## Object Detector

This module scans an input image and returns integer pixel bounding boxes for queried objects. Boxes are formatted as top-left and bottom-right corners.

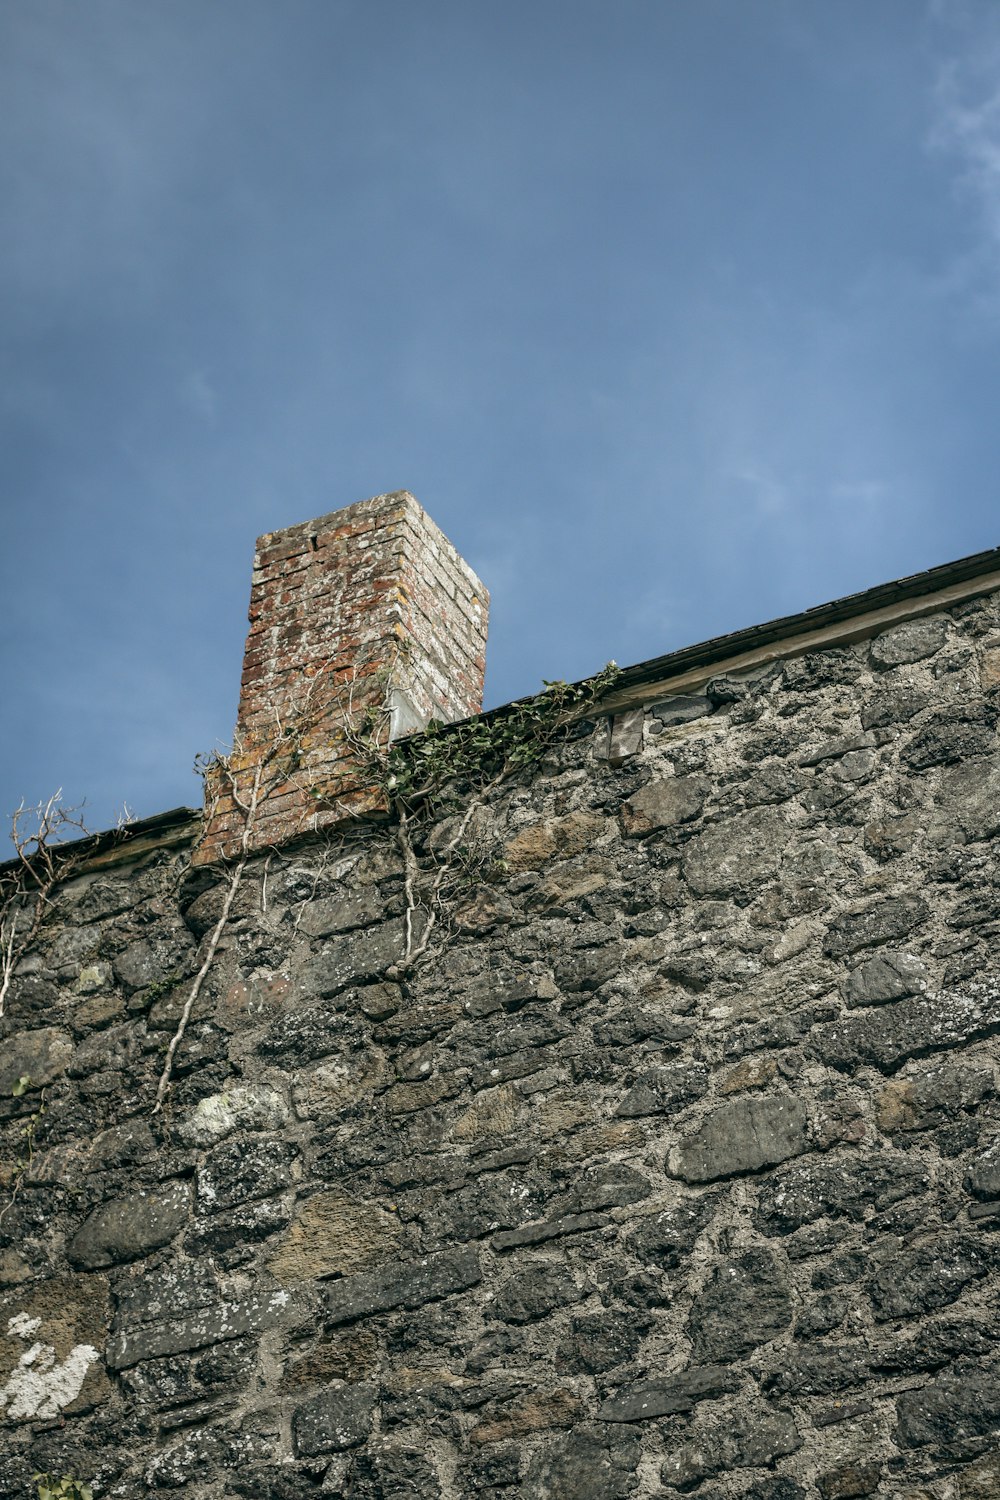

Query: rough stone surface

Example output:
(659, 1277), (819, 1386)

(0, 1026), (72, 1093)
(292, 1380), (375, 1455)
(814, 980), (1000, 1072)
(67, 1182), (191, 1269)
(687, 1248), (792, 1360)
(522, 1428), (640, 1498)
(323, 1248), (482, 1326)
(661, 1407), (802, 1488)
(756, 1153), (928, 1234)
(107, 1287), (311, 1370)
(621, 776), (704, 835)
(843, 949), (928, 1008)
(489, 1264), (581, 1324)
(173, 1084), (289, 1148)
(869, 616), (950, 669)
(668, 1093), (810, 1181)
(823, 896), (928, 958)
(267, 1191), (401, 1282)
(505, 811), (607, 872)
(681, 806), (787, 895)
(895, 1358), (1000, 1450)
(3, 587), (1000, 1497)
(598, 1365), (738, 1421)
(869, 1236), (993, 1321)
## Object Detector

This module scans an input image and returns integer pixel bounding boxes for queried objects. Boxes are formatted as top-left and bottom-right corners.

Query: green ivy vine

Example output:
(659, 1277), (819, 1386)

(383, 662), (620, 816)
(34, 1477), (94, 1500)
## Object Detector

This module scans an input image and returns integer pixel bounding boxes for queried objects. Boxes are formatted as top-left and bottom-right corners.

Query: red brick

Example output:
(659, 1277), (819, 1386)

(197, 491), (489, 863)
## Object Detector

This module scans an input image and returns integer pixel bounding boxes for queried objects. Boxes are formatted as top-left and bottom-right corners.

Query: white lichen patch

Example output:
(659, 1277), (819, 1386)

(0, 1314), (99, 1420)
(176, 1084), (289, 1149)
(6, 1313), (41, 1339)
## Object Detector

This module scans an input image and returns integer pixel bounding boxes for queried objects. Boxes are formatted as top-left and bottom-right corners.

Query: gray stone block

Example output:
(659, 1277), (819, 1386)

(621, 776), (704, 835)
(844, 950), (928, 1008)
(292, 1380), (375, 1456)
(323, 1247), (481, 1327)
(295, 893), (384, 939)
(682, 807), (787, 895)
(687, 1248), (792, 1360)
(107, 1287), (312, 1369)
(756, 1154), (928, 1235)
(598, 1365), (738, 1421)
(298, 920), (409, 998)
(869, 616), (948, 669)
(823, 896), (928, 958)
(69, 1181), (191, 1270)
(0, 1026), (73, 1094)
(648, 694), (713, 726)
(615, 1061), (708, 1118)
(668, 1093), (809, 1182)
(489, 1264), (581, 1324)
(814, 978), (1000, 1073)
(896, 1357), (1000, 1449)
(870, 1236), (993, 1321)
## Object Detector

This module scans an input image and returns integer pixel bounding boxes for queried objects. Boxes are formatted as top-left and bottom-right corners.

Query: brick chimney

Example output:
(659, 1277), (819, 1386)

(195, 491), (488, 864)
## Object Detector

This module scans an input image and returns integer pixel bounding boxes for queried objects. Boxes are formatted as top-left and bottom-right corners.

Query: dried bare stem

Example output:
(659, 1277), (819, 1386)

(260, 852), (274, 915)
(0, 1087), (46, 1226)
(395, 806), (421, 960)
(153, 653), (384, 1109)
(376, 667), (619, 975)
(392, 776), (502, 971)
(0, 792), (88, 1017)
(153, 760), (264, 1113)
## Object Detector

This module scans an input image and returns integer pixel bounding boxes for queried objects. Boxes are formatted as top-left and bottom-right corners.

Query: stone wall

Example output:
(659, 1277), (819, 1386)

(3, 591), (1000, 1498)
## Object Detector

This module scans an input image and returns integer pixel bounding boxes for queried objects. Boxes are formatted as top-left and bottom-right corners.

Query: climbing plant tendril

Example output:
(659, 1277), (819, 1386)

(382, 662), (621, 820)
(355, 662), (621, 972)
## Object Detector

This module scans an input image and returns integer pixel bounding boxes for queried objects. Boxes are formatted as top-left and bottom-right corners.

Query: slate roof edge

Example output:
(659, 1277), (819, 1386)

(0, 805), (201, 880)
(596, 543), (1000, 714)
(6, 542), (999, 869)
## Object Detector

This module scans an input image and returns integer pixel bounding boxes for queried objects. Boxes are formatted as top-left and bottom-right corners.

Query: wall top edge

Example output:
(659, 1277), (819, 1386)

(436, 546), (1000, 734)
(16, 544), (1000, 867)
(0, 806), (201, 882)
(600, 545), (1000, 711)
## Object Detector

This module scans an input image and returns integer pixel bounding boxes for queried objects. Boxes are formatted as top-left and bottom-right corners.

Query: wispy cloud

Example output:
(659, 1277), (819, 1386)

(181, 370), (218, 424)
(930, 17), (1000, 271)
(829, 479), (890, 507)
(727, 463), (788, 520)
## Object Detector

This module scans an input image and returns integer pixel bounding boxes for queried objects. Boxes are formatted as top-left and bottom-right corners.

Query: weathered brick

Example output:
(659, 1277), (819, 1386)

(196, 491), (488, 864)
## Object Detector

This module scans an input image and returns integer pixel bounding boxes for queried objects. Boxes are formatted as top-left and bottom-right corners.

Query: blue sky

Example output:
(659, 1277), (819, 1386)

(2, 0), (1000, 831)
